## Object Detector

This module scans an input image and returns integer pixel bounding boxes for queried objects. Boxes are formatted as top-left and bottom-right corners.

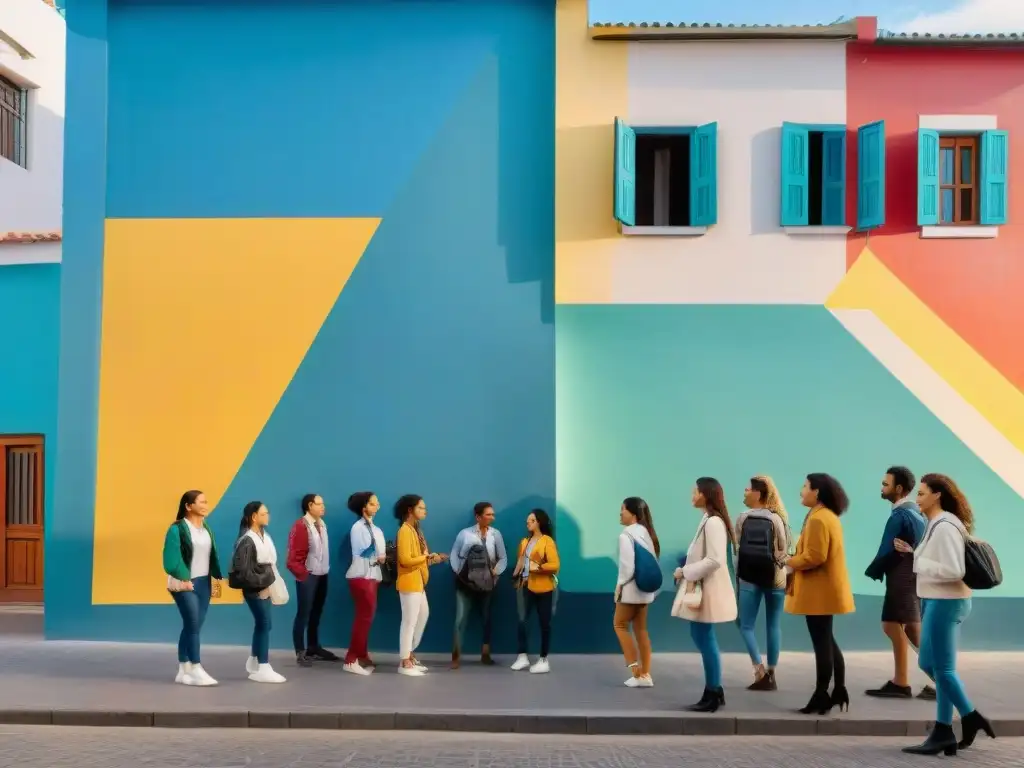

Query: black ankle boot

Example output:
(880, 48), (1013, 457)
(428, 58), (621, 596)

(687, 687), (722, 713)
(798, 689), (833, 715)
(959, 710), (996, 749)
(902, 723), (958, 756)
(830, 685), (850, 712)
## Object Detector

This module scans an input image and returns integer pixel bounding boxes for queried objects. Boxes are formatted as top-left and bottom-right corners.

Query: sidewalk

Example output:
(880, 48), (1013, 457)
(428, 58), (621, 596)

(0, 635), (1022, 736)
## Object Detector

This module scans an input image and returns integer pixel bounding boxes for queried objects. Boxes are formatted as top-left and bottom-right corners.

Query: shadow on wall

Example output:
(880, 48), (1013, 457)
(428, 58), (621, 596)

(750, 127), (780, 236)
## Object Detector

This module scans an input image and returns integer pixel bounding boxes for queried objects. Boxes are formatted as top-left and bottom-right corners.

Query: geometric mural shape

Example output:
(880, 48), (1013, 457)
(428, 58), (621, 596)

(92, 217), (380, 604)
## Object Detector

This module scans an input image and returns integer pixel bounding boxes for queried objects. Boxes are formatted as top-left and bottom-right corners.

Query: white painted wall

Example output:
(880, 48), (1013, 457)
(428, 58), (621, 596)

(616, 40), (847, 304)
(0, 0), (64, 265)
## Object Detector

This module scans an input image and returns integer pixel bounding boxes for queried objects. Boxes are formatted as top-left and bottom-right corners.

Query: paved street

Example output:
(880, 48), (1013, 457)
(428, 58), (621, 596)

(0, 633), (1022, 735)
(0, 727), (1018, 767)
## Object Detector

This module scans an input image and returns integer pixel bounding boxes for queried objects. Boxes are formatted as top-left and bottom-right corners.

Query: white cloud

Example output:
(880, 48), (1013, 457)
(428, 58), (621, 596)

(888, 0), (1024, 33)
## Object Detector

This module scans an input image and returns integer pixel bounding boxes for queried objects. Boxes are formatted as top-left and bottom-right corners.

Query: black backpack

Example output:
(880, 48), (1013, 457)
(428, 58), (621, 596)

(380, 540), (398, 586)
(458, 543), (496, 593)
(736, 516), (777, 589)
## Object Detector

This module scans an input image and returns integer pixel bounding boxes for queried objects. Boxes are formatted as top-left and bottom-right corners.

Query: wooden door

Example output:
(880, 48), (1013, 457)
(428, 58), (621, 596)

(0, 436), (44, 602)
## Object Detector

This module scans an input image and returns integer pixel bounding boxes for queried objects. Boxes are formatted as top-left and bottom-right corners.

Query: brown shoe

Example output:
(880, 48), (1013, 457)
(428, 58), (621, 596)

(748, 669), (777, 691)
(451, 646), (461, 670)
(481, 644), (495, 666)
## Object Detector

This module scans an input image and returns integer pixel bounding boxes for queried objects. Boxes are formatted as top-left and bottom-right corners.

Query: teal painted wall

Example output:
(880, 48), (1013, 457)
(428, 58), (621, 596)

(554, 304), (1023, 651)
(53, 0), (556, 652)
(0, 265), (60, 566)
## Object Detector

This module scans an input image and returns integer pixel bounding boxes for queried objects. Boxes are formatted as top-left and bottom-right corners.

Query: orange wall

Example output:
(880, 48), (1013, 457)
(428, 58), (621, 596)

(846, 44), (1024, 392)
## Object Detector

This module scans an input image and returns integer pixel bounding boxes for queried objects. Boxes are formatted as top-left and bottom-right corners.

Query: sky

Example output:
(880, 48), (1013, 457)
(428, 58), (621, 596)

(588, 0), (1024, 34)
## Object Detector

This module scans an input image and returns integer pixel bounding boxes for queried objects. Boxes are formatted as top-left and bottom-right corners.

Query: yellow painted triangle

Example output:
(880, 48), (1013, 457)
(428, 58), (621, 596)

(92, 217), (380, 604)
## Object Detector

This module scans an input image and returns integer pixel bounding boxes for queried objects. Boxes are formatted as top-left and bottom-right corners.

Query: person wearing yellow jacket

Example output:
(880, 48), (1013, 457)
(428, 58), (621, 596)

(394, 494), (447, 677)
(785, 473), (856, 716)
(511, 508), (560, 674)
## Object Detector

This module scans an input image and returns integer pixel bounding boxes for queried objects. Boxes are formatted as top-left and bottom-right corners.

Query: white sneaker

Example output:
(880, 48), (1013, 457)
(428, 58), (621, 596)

(248, 663), (287, 683)
(175, 662), (192, 684)
(626, 674), (654, 688)
(397, 664), (425, 677)
(529, 658), (550, 674)
(411, 657), (428, 672)
(510, 653), (531, 671)
(343, 661), (372, 676)
(183, 664), (218, 686)
(245, 656), (258, 674)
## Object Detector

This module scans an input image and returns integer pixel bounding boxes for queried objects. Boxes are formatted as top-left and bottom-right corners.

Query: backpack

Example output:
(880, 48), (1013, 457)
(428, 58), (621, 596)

(458, 542), (496, 593)
(936, 520), (1002, 591)
(380, 540), (398, 586)
(626, 533), (663, 593)
(736, 515), (777, 589)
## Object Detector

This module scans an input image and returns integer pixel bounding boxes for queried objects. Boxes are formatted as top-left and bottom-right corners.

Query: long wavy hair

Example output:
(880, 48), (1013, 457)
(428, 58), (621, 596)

(751, 475), (793, 552)
(622, 497), (661, 557)
(920, 473), (975, 534)
(806, 473), (850, 516)
(697, 477), (735, 547)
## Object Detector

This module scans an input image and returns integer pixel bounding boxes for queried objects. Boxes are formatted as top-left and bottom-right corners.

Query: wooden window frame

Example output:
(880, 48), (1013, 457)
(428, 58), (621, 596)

(939, 136), (978, 225)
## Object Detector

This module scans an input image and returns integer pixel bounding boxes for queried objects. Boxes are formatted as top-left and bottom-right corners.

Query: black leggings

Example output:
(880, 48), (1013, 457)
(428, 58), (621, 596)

(806, 615), (846, 692)
(517, 589), (553, 657)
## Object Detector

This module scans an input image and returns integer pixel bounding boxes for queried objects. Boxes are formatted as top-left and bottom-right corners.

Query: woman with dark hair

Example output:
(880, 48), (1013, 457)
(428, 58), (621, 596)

(672, 477), (737, 712)
(230, 501), (287, 684)
(614, 497), (661, 687)
(898, 474), (995, 755)
(286, 494), (337, 668)
(344, 491), (387, 676)
(394, 494), (447, 676)
(511, 508), (560, 674)
(162, 490), (223, 686)
(785, 473), (855, 715)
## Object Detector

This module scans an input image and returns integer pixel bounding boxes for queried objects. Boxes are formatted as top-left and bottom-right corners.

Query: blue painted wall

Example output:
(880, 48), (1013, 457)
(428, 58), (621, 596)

(52, 0), (556, 654)
(0, 265), (60, 566)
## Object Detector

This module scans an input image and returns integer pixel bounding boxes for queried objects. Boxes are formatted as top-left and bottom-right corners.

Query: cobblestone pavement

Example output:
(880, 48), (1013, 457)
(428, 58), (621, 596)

(0, 727), (1017, 767)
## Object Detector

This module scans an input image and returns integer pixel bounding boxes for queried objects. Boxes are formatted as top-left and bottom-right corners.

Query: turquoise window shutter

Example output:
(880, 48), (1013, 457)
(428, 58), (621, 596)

(780, 122), (809, 226)
(856, 120), (886, 231)
(821, 129), (847, 226)
(980, 129), (1009, 225)
(917, 129), (940, 226)
(614, 117), (636, 226)
(690, 122), (718, 226)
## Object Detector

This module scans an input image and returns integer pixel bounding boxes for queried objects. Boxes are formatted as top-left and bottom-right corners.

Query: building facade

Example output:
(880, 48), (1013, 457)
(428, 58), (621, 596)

(0, 0), (64, 603)
(49, 0), (1022, 652)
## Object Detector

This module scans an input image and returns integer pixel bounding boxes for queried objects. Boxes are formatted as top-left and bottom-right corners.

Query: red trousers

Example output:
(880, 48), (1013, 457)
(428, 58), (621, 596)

(346, 578), (379, 663)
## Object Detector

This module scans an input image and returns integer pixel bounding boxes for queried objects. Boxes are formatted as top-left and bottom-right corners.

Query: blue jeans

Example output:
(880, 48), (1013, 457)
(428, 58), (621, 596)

(737, 581), (786, 668)
(689, 621), (722, 689)
(920, 598), (974, 726)
(171, 575), (211, 664)
(244, 592), (273, 664)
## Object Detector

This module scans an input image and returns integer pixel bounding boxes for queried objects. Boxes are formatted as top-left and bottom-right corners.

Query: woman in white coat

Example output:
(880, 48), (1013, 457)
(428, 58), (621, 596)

(673, 477), (737, 712)
(613, 497), (661, 688)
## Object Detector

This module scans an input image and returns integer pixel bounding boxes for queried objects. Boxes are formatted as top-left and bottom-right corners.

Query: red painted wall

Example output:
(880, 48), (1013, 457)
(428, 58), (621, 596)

(846, 43), (1024, 392)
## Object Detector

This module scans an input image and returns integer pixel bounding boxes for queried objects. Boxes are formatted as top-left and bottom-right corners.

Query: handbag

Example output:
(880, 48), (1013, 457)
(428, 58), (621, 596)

(268, 565), (290, 605)
(672, 520), (708, 614)
(937, 521), (1002, 590)
(166, 575), (190, 592)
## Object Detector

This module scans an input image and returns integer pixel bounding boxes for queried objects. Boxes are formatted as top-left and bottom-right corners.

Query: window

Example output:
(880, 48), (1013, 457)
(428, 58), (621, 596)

(0, 75), (27, 169)
(918, 129), (1007, 227)
(781, 121), (886, 232)
(613, 118), (718, 232)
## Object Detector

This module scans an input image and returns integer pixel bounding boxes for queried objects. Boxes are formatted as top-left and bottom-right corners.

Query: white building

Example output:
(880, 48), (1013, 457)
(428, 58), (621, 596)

(0, 0), (64, 265)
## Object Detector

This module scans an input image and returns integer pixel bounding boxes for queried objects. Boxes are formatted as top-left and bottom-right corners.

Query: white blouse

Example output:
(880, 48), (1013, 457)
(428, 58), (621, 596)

(186, 519), (211, 579)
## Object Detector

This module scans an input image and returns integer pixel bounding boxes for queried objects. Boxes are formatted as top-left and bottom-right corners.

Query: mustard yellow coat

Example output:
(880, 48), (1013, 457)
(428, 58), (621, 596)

(396, 522), (429, 593)
(784, 506), (855, 616)
(516, 535), (560, 593)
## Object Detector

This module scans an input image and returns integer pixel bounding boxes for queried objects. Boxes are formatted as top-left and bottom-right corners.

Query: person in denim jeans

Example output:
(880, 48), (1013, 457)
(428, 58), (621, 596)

(900, 474), (995, 756)
(734, 475), (791, 691)
(162, 490), (223, 687)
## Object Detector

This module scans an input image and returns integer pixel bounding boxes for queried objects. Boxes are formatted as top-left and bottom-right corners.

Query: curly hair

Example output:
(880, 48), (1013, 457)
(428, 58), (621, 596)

(920, 473), (974, 534)
(806, 473), (850, 516)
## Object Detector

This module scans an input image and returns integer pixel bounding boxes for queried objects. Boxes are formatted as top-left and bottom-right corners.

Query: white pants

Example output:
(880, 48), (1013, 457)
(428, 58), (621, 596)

(399, 591), (429, 659)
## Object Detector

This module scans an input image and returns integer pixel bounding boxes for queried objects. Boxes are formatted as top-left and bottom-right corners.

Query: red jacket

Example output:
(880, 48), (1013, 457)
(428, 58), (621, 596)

(286, 518), (311, 581)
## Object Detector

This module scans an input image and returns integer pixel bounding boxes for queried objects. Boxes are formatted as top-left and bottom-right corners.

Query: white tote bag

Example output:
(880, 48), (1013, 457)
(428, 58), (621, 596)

(268, 564), (290, 606)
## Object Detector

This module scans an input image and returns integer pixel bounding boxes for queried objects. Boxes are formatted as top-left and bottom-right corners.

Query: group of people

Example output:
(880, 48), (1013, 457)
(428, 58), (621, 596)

(162, 467), (998, 757)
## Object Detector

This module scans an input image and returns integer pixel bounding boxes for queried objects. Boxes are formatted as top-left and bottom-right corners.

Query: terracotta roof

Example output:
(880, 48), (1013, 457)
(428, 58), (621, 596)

(0, 231), (62, 245)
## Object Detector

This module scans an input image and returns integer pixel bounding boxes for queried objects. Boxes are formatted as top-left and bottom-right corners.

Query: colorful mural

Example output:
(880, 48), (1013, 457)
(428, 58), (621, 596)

(47, 0), (1023, 653)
